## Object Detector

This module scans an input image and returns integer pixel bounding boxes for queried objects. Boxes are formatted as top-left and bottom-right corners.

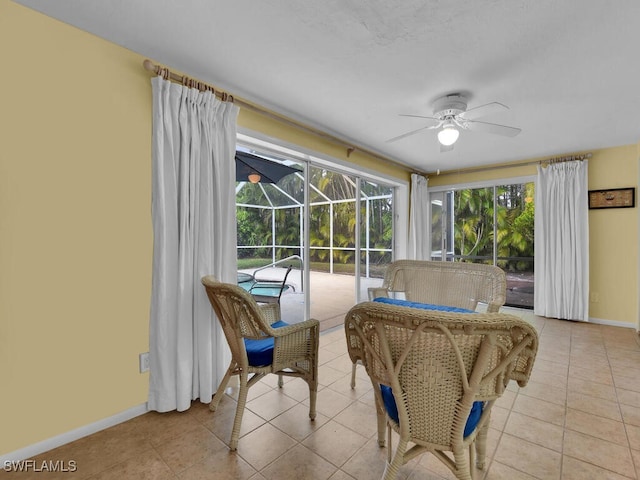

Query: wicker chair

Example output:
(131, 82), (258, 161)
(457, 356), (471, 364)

(201, 276), (319, 450)
(352, 260), (507, 388)
(345, 301), (538, 480)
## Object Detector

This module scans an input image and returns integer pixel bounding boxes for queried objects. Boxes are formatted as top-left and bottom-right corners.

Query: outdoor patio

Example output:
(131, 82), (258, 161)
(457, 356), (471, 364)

(505, 271), (534, 308)
(240, 267), (381, 332)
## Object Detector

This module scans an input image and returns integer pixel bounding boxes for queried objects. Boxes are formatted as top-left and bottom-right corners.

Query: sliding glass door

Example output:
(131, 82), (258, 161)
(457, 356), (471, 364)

(430, 180), (535, 308)
(236, 142), (399, 331)
(306, 168), (395, 330)
(307, 166), (358, 330)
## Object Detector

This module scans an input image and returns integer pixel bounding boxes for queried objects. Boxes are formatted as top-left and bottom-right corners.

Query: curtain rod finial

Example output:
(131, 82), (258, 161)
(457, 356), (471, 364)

(143, 59), (157, 74)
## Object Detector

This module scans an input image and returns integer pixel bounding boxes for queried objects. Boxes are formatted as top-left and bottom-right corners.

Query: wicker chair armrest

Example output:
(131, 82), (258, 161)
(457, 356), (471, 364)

(368, 287), (389, 300)
(268, 318), (320, 337)
(271, 319), (320, 366)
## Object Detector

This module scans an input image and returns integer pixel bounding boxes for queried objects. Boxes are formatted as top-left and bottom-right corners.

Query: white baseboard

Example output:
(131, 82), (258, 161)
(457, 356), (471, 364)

(1, 403), (149, 463)
(589, 316), (638, 330)
(502, 306), (638, 331)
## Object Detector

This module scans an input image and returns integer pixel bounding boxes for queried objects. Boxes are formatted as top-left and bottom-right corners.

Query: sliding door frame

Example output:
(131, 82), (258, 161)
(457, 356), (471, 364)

(237, 131), (409, 320)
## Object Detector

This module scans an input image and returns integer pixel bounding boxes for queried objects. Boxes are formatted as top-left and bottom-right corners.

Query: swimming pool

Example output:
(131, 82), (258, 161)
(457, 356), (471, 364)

(238, 279), (291, 297)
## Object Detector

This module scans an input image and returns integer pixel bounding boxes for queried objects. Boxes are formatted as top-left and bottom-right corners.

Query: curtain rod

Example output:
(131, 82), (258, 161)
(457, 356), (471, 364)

(142, 60), (416, 173)
(431, 152), (592, 177)
(544, 153), (592, 164)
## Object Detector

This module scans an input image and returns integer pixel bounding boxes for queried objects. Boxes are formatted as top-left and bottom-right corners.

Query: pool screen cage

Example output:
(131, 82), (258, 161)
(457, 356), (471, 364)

(235, 153), (394, 279)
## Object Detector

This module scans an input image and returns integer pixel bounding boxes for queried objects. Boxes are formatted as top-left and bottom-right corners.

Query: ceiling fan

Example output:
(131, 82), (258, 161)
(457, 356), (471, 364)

(387, 93), (521, 152)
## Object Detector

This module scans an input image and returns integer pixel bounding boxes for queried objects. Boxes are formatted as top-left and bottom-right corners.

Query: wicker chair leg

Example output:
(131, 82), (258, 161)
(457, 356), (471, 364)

(383, 437), (408, 480)
(469, 442), (477, 479)
(350, 362), (357, 389)
(475, 419), (489, 469)
(377, 412), (387, 447)
(210, 364), (234, 412)
(452, 448), (474, 480)
(278, 374), (283, 388)
(229, 372), (249, 451)
(308, 381), (317, 420)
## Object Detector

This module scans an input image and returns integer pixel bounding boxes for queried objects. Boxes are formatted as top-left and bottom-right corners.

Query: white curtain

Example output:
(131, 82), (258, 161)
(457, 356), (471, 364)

(534, 160), (589, 321)
(148, 76), (239, 412)
(408, 173), (430, 260)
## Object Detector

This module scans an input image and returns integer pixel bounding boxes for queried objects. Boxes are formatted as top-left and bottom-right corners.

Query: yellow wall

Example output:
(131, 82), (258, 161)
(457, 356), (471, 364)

(1, 1), (153, 455)
(238, 109), (409, 180)
(0, 0), (407, 455)
(588, 145), (639, 324)
(429, 146), (639, 326)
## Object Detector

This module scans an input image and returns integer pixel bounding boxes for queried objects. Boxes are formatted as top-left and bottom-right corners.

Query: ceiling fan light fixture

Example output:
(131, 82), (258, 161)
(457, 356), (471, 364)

(437, 126), (459, 146)
(248, 172), (261, 183)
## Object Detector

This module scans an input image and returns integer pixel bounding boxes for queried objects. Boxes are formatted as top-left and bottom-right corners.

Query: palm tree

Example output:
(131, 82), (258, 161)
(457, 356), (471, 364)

(453, 187), (494, 261)
(496, 183), (535, 270)
(452, 183), (534, 271)
(236, 164), (394, 273)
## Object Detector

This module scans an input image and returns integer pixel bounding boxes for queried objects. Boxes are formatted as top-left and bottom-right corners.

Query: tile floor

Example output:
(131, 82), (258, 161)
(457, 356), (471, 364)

(7, 308), (640, 480)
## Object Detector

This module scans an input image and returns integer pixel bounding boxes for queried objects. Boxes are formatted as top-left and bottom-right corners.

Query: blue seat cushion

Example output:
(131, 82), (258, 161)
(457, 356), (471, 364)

(381, 384), (400, 424)
(380, 385), (483, 438)
(244, 320), (288, 367)
(373, 297), (475, 314)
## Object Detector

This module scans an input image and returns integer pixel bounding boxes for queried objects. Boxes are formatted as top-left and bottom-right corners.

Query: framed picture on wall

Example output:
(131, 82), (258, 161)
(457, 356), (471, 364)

(588, 187), (636, 209)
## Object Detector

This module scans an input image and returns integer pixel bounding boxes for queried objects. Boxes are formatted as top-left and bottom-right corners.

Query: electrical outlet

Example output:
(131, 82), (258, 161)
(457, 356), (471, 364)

(590, 292), (599, 303)
(139, 352), (150, 373)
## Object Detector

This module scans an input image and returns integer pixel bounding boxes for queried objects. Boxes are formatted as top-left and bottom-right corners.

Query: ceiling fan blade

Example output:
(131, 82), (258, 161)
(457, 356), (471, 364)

(464, 119), (521, 137)
(398, 114), (441, 127)
(458, 102), (509, 121)
(440, 143), (454, 153)
(385, 124), (437, 143)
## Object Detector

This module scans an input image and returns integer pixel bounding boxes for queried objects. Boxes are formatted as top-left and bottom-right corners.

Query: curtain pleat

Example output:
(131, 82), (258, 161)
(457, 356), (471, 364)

(534, 161), (589, 321)
(408, 173), (429, 260)
(148, 77), (239, 412)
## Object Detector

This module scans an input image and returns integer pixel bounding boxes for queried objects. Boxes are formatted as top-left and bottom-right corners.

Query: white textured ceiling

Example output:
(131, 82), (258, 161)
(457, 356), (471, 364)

(15, 0), (640, 173)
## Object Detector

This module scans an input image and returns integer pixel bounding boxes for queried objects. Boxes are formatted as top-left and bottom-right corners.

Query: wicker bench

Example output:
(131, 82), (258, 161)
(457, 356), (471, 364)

(368, 260), (506, 311)
(351, 260), (507, 388)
